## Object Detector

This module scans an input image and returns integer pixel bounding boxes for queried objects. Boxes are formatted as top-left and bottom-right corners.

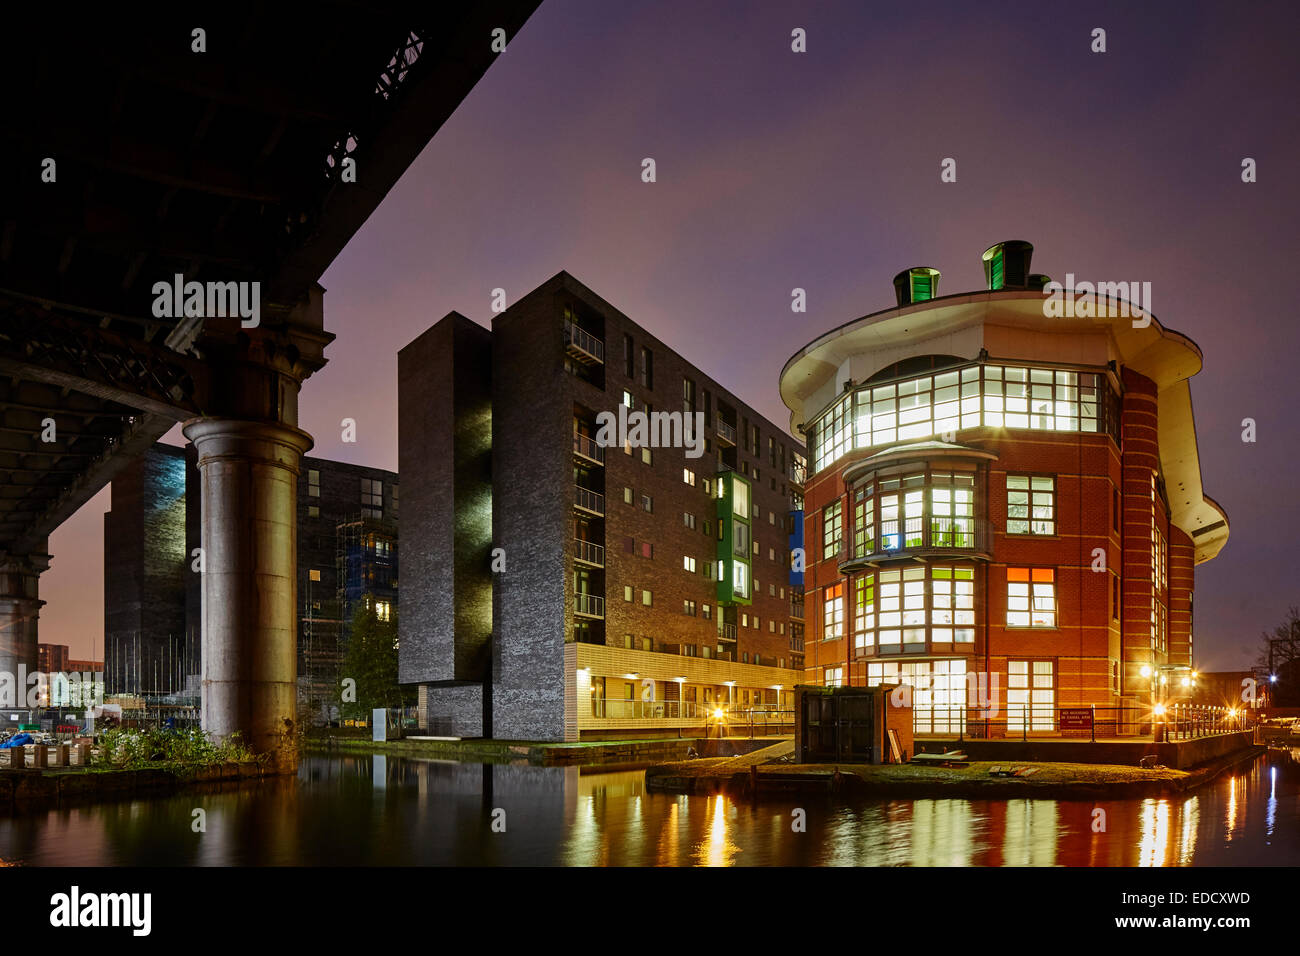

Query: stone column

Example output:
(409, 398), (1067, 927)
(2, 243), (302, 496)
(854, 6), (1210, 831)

(182, 419), (313, 774)
(0, 552), (49, 706)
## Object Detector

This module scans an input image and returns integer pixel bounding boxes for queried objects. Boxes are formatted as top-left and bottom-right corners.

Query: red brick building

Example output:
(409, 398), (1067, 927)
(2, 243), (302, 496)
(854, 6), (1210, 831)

(778, 242), (1228, 735)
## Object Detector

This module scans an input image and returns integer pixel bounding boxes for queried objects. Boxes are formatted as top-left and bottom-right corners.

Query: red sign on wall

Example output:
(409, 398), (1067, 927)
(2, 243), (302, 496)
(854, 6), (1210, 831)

(1059, 707), (1093, 730)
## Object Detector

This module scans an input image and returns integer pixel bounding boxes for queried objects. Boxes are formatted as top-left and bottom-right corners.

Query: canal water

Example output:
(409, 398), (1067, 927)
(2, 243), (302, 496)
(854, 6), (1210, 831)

(2, 751), (1297, 866)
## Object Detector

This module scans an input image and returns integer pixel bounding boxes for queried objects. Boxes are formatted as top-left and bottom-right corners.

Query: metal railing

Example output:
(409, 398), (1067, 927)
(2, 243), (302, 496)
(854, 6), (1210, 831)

(586, 699), (794, 734)
(790, 597), (805, 619)
(573, 433), (605, 463)
(720, 623), (738, 641)
(716, 420), (736, 444)
(789, 461), (807, 485)
(573, 538), (605, 567)
(590, 699), (715, 719)
(574, 485), (605, 515)
(574, 593), (605, 618)
(906, 703), (1256, 741)
(842, 516), (990, 564)
(563, 322), (605, 362)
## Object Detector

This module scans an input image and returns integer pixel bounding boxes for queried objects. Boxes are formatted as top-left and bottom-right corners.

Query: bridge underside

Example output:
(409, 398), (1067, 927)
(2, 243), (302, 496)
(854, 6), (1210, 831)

(0, 2), (540, 769)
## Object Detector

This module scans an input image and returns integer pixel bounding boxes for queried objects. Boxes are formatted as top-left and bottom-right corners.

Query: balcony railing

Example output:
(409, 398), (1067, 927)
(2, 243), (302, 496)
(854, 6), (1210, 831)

(720, 623), (738, 642)
(838, 516), (991, 570)
(590, 699), (716, 720)
(788, 460), (807, 485)
(574, 485), (605, 516)
(563, 322), (605, 365)
(716, 420), (736, 445)
(790, 635), (805, 652)
(573, 433), (605, 464)
(574, 593), (605, 619)
(573, 538), (605, 568)
(587, 700), (795, 726)
(790, 597), (805, 620)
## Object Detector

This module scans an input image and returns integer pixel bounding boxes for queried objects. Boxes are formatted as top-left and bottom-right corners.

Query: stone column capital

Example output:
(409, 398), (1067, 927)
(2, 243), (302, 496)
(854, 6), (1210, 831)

(182, 418), (314, 470)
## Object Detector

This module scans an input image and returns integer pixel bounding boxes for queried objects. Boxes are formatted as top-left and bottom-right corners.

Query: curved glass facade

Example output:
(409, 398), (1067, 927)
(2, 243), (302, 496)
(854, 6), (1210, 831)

(849, 468), (978, 560)
(808, 362), (1120, 473)
(850, 564), (976, 655)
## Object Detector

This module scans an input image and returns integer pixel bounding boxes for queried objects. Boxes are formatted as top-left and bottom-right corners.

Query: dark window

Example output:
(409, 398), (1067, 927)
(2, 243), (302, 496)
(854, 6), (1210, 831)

(640, 346), (653, 390)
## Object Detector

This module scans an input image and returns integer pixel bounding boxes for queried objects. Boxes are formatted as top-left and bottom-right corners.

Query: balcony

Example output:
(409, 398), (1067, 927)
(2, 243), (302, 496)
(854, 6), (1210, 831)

(720, 623), (738, 642)
(573, 538), (605, 568)
(838, 516), (991, 572)
(790, 634), (805, 652)
(715, 420), (736, 445)
(563, 322), (605, 365)
(574, 593), (605, 619)
(573, 433), (605, 465)
(574, 485), (605, 516)
(788, 460), (807, 486)
(790, 596), (805, 620)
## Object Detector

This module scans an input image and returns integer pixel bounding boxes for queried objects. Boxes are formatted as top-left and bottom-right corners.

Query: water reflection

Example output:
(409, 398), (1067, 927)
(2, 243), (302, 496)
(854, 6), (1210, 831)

(0, 752), (1296, 866)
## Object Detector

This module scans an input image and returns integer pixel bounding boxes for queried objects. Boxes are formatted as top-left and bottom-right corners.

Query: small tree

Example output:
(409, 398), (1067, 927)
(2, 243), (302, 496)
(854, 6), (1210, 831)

(1256, 607), (1300, 707)
(340, 597), (412, 728)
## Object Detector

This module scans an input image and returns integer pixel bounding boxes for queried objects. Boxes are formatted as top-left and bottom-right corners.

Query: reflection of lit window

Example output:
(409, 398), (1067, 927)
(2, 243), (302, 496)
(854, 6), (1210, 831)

(375, 600), (391, 622)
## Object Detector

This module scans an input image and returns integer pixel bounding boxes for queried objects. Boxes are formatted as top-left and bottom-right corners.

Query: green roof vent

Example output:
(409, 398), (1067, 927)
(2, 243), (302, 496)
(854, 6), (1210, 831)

(893, 267), (941, 306)
(981, 240), (1034, 290)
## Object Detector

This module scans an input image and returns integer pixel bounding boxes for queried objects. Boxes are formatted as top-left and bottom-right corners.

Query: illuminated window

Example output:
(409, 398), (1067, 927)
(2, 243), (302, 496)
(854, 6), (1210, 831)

(732, 561), (749, 599)
(811, 363), (1110, 472)
(1007, 475), (1055, 535)
(822, 500), (842, 560)
(1007, 660), (1055, 731)
(683, 468), (696, 487)
(308, 469), (320, 498)
(1007, 568), (1056, 627)
(309, 569), (321, 582)
(374, 600), (392, 623)
(866, 659), (968, 733)
(824, 666), (843, 688)
(823, 583), (844, 640)
(683, 555), (696, 573)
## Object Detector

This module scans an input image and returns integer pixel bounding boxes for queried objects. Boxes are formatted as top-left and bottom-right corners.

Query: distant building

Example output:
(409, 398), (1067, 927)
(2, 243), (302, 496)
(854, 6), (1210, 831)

(32, 644), (101, 707)
(103, 443), (195, 696)
(399, 271), (806, 741)
(103, 443), (398, 720)
(37, 642), (70, 676)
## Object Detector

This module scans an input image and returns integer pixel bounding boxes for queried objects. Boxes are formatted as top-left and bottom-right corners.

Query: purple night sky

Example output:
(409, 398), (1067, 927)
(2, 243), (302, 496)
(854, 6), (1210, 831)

(44, 0), (1300, 671)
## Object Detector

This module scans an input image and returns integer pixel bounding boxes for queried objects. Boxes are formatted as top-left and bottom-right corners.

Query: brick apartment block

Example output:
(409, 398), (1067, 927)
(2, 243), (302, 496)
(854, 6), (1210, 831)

(400, 271), (807, 741)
